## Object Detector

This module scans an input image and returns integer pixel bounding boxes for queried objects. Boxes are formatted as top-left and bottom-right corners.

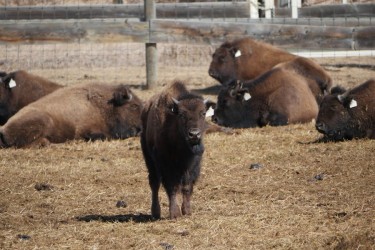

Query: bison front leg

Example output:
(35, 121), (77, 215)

(181, 184), (193, 216)
(148, 173), (161, 219)
(167, 187), (181, 219)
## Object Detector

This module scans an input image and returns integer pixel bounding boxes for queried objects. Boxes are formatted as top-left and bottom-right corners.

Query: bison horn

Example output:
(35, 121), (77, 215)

(337, 94), (346, 103)
(172, 97), (180, 105)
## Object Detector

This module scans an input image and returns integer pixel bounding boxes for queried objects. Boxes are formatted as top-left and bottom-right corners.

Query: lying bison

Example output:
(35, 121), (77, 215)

(0, 83), (143, 148)
(208, 37), (297, 84)
(274, 57), (332, 104)
(208, 37), (332, 101)
(211, 66), (319, 128)
(0, 70), (62, 125)
(316, 79), (375, 141)
(140, 81), (213, 219)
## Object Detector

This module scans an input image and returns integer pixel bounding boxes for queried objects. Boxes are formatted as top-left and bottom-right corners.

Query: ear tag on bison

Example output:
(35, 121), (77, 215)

(243, 93), (251, 101)
(349, 99), (357, 108)
(234, 50), (242, 58)
(206, 106), (214, 118)
(9, 78), (17, 88)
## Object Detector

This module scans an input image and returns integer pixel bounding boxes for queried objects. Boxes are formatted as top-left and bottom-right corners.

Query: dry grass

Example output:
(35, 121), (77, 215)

(0, 124), (374, 249)
(0, 55), (374, 249)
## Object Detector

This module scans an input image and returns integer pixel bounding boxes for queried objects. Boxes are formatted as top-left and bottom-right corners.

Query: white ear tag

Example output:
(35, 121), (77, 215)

(9, 79), (17, 88)
(234, 50), (242, 57)
(243, 93), (251, 101)
(206, 106), (215, 118)
(349, 99), (357, 108)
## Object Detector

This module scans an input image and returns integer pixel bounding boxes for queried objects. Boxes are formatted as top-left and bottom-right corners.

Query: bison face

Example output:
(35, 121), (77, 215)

(212, 83), (255, 128)
(316, 94), (356, 140)
(170, 97), (212, 155)
(108, 86), (143, 139)
(208, 47), (239, 85)
(0, 73), (15, 125)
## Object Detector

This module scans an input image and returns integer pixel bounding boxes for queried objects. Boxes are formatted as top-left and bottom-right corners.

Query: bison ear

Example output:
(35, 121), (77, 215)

(337, 94), (357, 109)
(204, 99), (216, 118)
(108, 87), (133, 107)
(229, 47), (242, 58)
(0, 74), (16, 89)
(238, 89), (251, 101)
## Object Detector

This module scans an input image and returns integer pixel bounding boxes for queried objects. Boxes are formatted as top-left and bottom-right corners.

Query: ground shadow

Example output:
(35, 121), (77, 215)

(76, 213), (156, 223)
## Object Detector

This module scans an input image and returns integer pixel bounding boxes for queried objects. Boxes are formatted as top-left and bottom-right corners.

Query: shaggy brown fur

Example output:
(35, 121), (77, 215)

(316, 78), (375, 141)
(141, 81), (213, 219)
(212, 67), (319, 128)
(274, 57), (332, 104)
(208, 37), (297, 84)
(0, 70), (63, 125)
(208, 38), (332, 104)
(0, 83), (143, 148)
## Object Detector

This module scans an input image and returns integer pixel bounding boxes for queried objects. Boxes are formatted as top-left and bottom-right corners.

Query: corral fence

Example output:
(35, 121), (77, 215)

(0, 0), (374, 88)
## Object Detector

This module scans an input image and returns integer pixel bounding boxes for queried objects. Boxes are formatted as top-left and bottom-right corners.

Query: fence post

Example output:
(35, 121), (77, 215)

(248, 0), (259, 19)
(291, 0), (300, 18)
(264, 0), (274, 18)
(144, 0), (157, 89)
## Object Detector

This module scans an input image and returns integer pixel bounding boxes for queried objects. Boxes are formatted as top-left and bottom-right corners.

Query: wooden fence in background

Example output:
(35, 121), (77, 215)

(0, 1), (374, 88)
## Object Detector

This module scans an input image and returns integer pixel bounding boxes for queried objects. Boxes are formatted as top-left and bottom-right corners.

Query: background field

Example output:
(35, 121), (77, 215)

(0, 50), (374, 249)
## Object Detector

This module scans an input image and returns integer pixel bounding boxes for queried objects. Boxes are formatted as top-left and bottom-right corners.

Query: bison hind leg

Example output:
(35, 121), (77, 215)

(263, 111), (288, 126)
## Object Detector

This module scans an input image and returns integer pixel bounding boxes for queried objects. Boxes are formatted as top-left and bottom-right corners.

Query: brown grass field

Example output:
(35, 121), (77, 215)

(0, 43), (374, 250)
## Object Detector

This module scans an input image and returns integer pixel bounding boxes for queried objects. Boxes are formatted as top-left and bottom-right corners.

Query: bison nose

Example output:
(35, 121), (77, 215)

(188, 128), (201, 140)
(315, 122), (326, 133)
(211, 115), (219, 124)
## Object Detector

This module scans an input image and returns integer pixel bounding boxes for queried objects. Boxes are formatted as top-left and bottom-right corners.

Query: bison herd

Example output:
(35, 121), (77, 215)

(1, 37), (374, 219)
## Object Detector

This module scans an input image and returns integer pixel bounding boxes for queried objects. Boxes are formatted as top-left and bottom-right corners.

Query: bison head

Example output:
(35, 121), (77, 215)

(169, 95), (214, 155)
(208, 43), (252, 85)
(0, 72), (16, 125)
(107, 85), (143, 139)
(316, 92), (360, 140)
(212, 81), (256, 128)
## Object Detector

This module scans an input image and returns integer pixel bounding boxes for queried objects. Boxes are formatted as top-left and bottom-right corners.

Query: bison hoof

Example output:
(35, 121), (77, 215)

(151, 204), (161, 219)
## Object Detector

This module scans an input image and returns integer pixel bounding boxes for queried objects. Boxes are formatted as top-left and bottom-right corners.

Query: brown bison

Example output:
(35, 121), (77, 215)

(0, 70), (63, 125)
(140, 81), (214, 219)
(208, 37), (332, 102)
(0, 83), (143, 148)
(208, 37), (297, 84)
(316, 79), (375, 141)
(211, 66), (319, 128)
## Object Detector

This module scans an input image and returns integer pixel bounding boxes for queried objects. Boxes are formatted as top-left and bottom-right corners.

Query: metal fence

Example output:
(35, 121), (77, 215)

(0, 0), (374, 87)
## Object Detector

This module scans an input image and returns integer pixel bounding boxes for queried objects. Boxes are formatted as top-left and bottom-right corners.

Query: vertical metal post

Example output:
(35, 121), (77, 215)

(264, 0), (274, 19)
(144, 0), (157, 89)
(291, 0), (300, 19)
(248, 0), (259, 19)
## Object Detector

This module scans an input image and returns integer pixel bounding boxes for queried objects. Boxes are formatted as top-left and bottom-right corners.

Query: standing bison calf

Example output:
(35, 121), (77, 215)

(0, 70), (62, 125)
(316, 79), (375, 141)
(140, 81), (213, 219)
(0, 83), (142, 148)
(212, 66), (319, 128)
